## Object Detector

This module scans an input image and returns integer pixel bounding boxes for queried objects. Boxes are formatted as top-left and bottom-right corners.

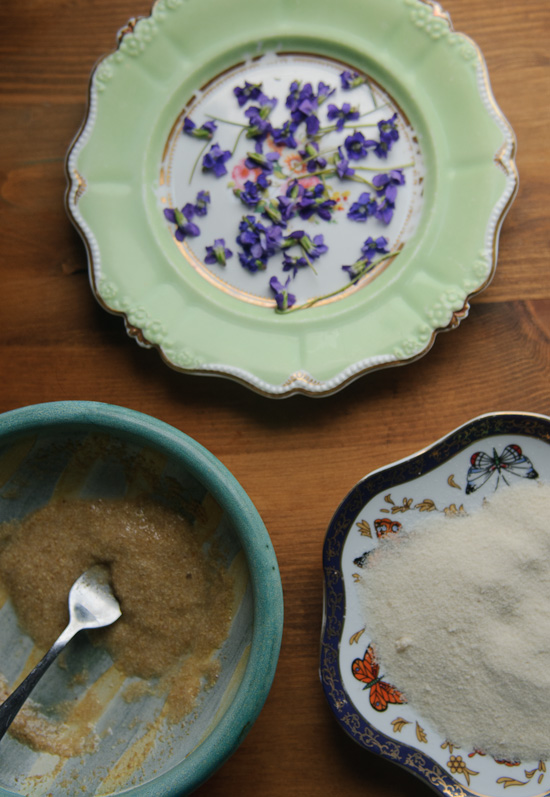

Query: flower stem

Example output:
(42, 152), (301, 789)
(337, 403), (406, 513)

(354, 162), (415, 172)
(365, 80), (379, 110)
(299, 168), (336, 180)
(277, 252), (396, 313)
(303, 252), (318, 276)
(206, 114), (247, 128)
(350, 174), (376, 189)
(232, 126), (245, 155)
(300, 161), (414, 184)
(348, 122), (380, 129)
(316, 121), (381, 140)
(189, 139), (210, 184)
(303, 147), (338, 162)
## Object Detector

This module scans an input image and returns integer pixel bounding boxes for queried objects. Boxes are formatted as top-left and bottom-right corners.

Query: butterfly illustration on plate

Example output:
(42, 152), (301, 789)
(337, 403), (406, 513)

(374, 518), (402, 538)
(351, 644), (406, 712)
(465, 444), (538, 494)
(353, 519), (403, 569)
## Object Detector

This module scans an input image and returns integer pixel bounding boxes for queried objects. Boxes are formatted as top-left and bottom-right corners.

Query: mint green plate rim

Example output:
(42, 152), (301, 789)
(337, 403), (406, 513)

(0, 401), (284, 797)
(65, 0), (518, 398)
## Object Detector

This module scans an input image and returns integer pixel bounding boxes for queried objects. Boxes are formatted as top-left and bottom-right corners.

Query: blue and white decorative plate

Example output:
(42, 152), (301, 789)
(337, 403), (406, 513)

(321, 412), (550, 797)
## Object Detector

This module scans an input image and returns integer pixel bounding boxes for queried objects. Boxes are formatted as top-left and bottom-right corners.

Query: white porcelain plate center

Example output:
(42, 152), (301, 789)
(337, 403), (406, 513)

(158, 52), (425, 308)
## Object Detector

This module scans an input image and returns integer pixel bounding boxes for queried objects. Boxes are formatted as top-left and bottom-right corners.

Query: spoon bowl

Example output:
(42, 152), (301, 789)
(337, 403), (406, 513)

(68, 565), (122, 630)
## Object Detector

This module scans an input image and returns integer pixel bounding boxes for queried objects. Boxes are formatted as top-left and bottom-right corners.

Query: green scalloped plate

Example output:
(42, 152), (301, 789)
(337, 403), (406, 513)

(65, 0), (517, 397)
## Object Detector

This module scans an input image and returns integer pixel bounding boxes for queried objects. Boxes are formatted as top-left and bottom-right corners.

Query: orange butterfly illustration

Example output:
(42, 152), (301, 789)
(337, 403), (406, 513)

(351, 645), (406, 712)
(374, 518), (402, 538)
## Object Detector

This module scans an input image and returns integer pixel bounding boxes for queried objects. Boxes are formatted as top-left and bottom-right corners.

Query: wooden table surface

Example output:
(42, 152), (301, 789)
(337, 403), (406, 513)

(1, 0), (549, 795)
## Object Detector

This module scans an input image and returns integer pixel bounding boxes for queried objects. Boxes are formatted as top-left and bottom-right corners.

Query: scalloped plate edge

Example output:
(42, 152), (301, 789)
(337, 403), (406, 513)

(64, 0), (518, 398)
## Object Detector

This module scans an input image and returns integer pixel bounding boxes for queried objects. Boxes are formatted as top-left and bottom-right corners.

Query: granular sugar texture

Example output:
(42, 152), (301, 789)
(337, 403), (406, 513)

(358, 481), (550, 762)
(0, 496), (235, 755)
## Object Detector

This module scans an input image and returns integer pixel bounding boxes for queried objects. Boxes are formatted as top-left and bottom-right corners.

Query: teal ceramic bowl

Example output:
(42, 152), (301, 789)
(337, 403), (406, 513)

(0, 401), (283, 797)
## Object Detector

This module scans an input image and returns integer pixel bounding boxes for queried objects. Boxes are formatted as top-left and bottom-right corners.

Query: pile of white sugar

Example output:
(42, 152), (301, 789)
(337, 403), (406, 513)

(358, 481), (550, 761)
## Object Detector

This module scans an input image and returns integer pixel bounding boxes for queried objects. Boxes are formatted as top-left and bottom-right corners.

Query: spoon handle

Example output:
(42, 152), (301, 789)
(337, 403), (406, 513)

(0, 622), (78, 743)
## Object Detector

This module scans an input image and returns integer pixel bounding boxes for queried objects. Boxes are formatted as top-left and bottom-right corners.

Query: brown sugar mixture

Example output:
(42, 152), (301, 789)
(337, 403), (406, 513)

(0, 497), (235, 753)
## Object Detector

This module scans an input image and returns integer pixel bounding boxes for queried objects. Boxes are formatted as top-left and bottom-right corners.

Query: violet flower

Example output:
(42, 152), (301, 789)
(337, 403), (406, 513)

(327, 102), (360, 131)
(183, 117), (218, 140)
(256, 173), (271, 190)
(344, 131), (375, 161)
(194, 190), (211, 216)
(260, 198), (285, 226)
(317, 82), (335, 104)
(205, 238), (233, 266)
(280, 181), (303, 221)
(342, 260), (371, 280)
(271, 120), (298, 149)
(373, 114), (399, 158)
(334, 147), (355, 179)
(256, 92), (278, 117)
(282, 230), (328, 260)
(245, 93), (277, 151)
(236, 216), (261, 249)
(202, 143), (232, 177)
(163, 205), (200, 242)
(372, 169), (405, 202)
(375, 197), (395, 224)
(295, 182), (323, 213)
(287, 82), (334, 136)
(291, 98), (320, 136)
(181, 202), (196, 219)
(233, 81), (263, 107)
(342, 237), (389, 280)
(300, 142), (327, 173)
(261, 194), (296, 227)
(238, 252), (268, 273)
(237, 216), (282, 270)
(292, 81), (314, 107)
(282, 253), (310, 277)
(347, 192), (378, 222)
(245, 106), (272, 152)
(340, 70), (367, 90)
(289, 83), (320, 136)
(286, 80), (302, 110)
(245, 151), (279, 173)
(234, 180), (263, 208)
(312, 197), (336, 222)
(261, 223), (283, 255)
(270, 275), (296, 311)
(275, 194), (297, 224)
(286, 180), (304, 201)
(297, 183), (336, 222)
(361, 236), (389, 260)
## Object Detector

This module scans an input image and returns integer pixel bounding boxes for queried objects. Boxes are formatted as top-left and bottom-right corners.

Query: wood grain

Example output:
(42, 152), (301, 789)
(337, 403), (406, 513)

(1, 0), (549, 794)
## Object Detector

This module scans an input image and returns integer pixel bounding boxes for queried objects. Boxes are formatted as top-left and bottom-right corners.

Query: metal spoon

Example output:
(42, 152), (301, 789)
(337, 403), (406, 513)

(0, 565), (121, 743)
